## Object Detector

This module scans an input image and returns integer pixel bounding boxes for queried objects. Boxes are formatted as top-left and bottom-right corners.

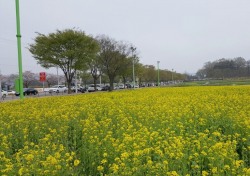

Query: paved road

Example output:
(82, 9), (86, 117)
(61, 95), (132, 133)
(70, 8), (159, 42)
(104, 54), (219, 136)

(0, 88), (140, 102)
(0, 91), (87, 102)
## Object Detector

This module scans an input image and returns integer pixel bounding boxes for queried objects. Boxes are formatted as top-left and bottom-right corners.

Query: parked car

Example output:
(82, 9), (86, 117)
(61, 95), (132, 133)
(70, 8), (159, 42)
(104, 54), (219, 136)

(45, 85), (68, 93)
(101, 85), (110, 91)
(125, 84), (132, 88)
(119, 84), (126, 89)
(15, 88), (38, 96)
(71, 86), (86, 93)
(132, 85), (139, 88)
(114, 85), (120, 90)
(7, 90), (16, 95)
(88, 84), (102, 92)
(1, 90), (8, 98)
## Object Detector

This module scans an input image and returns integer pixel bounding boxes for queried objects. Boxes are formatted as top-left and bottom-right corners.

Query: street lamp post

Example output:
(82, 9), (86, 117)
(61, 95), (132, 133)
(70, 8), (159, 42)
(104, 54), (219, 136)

(57, 66), (59, 86)
(157, 61), (160, 86)
(132, 59), (135, 88)
(130, 47), (136, 89)
(75, 71), (78, 93)
(15, 0), (24, 100)
(172, 69), (174, 83)
(0, 70), (2, 100)
(99, 70), (102, 85)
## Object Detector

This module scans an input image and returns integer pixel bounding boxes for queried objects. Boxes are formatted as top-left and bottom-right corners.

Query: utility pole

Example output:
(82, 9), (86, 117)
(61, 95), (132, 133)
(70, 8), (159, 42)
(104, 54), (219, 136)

(130, 47), (136, 89)
(99, 70), (102, 85)
(57, 66), (59, 86)
(15, 0), (24, 99)
(0, 70), (2, 100)
(75, 71), (78, 93)
(157, 61), (160, 86)
(172, 69), (174, 83)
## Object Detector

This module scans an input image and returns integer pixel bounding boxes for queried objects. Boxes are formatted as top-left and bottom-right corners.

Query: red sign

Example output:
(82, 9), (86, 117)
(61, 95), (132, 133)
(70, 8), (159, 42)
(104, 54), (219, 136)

(40, 72), (46, 82)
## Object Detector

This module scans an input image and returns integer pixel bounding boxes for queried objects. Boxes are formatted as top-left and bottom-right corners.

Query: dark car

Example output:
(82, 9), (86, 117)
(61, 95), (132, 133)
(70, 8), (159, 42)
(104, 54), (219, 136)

(125, 84), (132, 88)
(71, 86), (86, 93)
(15, 88), (38, 96)
(101, 85), (110, 91)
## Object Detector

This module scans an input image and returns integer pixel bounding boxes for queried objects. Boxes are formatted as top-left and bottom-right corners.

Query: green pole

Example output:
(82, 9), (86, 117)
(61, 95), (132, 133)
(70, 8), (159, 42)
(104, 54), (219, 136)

(130, 47), (136, 89)
(157, 61), (160, 86)
(15, 0), (24, 99)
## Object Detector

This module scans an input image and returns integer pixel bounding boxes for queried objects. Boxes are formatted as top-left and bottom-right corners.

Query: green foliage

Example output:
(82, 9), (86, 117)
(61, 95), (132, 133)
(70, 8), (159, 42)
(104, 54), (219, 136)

(30, 29), (99, 70)
(197, 57), (250, 79)
(97, 35), (134, 90)
(178, 79), (250, 87)
(29, 29), (99, 91)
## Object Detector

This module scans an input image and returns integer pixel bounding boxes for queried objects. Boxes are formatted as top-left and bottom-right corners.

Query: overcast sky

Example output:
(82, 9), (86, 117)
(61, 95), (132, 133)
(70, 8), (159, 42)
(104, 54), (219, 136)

(1, 0), (250, 75)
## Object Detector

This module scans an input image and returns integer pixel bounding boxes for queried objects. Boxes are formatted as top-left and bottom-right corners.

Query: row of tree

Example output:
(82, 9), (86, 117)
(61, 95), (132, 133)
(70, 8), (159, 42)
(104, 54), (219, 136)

(1, 65), (185, 90)
(29, 29), (140, 92)
(196, 57), (250, 79)
(28, 29), (185, 92)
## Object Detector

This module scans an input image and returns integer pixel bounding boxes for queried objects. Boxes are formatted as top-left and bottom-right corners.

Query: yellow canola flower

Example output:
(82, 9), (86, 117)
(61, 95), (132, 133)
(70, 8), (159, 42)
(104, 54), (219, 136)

(56, 165), (62, 170)
(74, 159), (80, 167)
(244, 168), (250, 175)
(103, 152), (108, 157)
(25, 154), (34, 161)
(111, 164), (119, 173)
(97, 165), (104, 172)
(202, 171), (209, 176)
(0, 86), (249, 175)
(224, 165), (230, 170)
(211, 167), (217, 174)
(18, 167), (24, 176)
(101, 159), (107, 164)
(121, 152), (129, 160)
(46, 155), (58, 165)
(235, 160), (243, 168)
(167, 171), (179, 176)
(55, 152), (61, 159)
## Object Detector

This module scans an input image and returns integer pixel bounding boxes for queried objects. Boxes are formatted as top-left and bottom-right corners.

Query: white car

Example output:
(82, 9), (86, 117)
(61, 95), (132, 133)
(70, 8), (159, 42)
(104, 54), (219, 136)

(7, 90), (16, 95)
(1, 90), (8, 98)
(119, 84), (126, 89)
(88, 84), (102, 92)
(45, 85), (68, 93)
(132, 85), (139, 88)
(114, 85), (120, 90)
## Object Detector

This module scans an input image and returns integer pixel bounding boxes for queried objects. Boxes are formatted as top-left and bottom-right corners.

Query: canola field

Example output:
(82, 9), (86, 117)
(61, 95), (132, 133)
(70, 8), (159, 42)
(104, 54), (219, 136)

(0, 86), (249, 175)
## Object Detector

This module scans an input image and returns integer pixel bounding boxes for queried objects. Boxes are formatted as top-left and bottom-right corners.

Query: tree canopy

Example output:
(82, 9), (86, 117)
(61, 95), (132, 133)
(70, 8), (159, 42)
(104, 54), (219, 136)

(29, 29), (99, 92)
(197, 57), (250, 79)
(97, 35), (134, 90)
(28, 29), (186, 90)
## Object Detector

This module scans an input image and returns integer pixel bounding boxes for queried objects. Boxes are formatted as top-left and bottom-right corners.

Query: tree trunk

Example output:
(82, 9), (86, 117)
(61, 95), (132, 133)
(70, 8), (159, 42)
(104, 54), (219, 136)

(47, 82), (51, 88)
(67, 82), (72, 94)
(94, 77), (97, 91)
(122, 76), (126, 88)
(24, 82), (28, 88)
(65, 74), (72, 94)
(84, 81), (87, 88)
(138, 78), (141, 87)
(109, 76), (114, 91)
